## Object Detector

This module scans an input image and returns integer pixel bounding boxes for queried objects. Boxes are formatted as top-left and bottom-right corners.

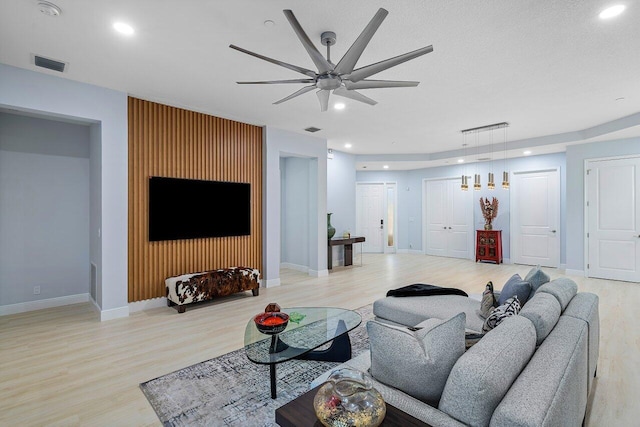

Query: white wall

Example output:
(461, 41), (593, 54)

(263, 127), (327, 285)
(327, 150), (357, 264)
(565, 137), (640, 273)
(281, 157), (311, 269)
(357, 152), (567, 262)
(0, 113), (90, 306)
(89, 123), (102, 306)
(0, 64), (128, 320)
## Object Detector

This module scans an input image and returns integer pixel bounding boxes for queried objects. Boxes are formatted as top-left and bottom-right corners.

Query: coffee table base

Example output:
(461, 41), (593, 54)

(268, 320), (351, 399)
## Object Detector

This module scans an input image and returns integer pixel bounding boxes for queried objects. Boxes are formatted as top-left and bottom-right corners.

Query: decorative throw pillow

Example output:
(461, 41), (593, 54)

(482, 296), (521, 333)
(479, 281), (497, 318)
(367, 312), (466, 404)
(498, 274), (532, 306)
(524, 265), (551, 293)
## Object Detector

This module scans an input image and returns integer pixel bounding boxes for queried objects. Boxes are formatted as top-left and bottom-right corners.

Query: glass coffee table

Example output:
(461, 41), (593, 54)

(244, 307), (362, 399)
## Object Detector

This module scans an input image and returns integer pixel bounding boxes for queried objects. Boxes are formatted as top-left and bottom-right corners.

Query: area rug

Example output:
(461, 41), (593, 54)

(140, 304), (373, 426)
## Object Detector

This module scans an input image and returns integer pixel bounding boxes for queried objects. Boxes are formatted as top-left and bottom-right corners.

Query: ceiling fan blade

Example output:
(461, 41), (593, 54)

(229, 44), (316, 78)
(317, 90), (330, 112)
(283, 10), (333, 74)
(237, 79), (315, 85)
(273, 85), (317, 105)
(333, 87), (377, 106)
(334, 8), (388, 75)
(344, 79), (419, 90)
(347, 45), (434, 82)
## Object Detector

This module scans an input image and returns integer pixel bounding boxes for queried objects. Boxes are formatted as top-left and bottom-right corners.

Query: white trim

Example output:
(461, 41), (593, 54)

(0, 293), (90, 316)
(264, 278), (281, 287)
(90, 297), (101, 315)
(565, 269), (585, 277)
(280, 262), (309, 273)
(128, 297), (167, 313)
(560, 263), (567, 270)
(309, 269), (329, 277)
(100, 305), (129, 321)
(503, 258), (512, 264)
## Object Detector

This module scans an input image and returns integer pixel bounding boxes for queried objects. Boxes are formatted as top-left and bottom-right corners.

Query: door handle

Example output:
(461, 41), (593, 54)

(551, 230), (557, 233)
(448, 227), (452, 229)
(443, 226), (447, 230)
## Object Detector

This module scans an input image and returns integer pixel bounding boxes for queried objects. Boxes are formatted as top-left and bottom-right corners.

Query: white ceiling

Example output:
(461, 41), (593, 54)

(1, 0), (639, 170)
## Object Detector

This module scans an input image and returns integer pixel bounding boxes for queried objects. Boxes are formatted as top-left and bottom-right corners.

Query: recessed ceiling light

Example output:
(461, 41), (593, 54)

(264, 20), (275, 27)
(599, 5), (626, 19)
(334, 103), (345, 110)
(523, 150), (532, 155)
(113, 22), (135, 36)
(344, 143), (352, 148)
(383, 165), (389, 169)
(457, 159), (465, 163)
(615, 97), (625, 101)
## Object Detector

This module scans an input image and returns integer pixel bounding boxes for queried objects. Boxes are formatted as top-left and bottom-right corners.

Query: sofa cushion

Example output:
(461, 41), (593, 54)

(524, 265), (550, 292)
(482, 296), (521, 333)
(519, 292), (561, 345)
(367, 312), (466, 404)
(536, 277), (578, 311)
(439, 316), (536, 427)
(490, 316), (588, 427)
(373, 295), (485, 333)
(498, 274), (532, 305)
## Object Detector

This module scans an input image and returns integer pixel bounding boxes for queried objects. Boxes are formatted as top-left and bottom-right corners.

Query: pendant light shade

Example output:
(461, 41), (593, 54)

(488, 172), (495, 190)
(502, 171), (510, 189)
(474, 174), (481, 190)
(461, 175), (468, 191)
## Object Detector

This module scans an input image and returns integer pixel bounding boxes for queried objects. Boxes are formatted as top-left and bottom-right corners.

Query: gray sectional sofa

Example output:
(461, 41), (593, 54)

(311, 275), (599, 427)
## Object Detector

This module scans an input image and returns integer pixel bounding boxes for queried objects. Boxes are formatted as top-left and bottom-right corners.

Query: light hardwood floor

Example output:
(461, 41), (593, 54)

(1, 254), (638, 426)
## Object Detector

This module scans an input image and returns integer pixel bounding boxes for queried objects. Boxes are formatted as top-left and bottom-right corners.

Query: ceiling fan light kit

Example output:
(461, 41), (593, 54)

(229, 8), (433, 111)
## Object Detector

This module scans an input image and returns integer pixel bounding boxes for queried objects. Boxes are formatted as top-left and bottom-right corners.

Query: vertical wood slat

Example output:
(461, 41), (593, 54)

(127, 97), (263, 302)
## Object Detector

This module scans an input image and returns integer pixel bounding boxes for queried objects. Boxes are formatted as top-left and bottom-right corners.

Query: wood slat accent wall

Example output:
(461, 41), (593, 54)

(127, 97), (263, 302)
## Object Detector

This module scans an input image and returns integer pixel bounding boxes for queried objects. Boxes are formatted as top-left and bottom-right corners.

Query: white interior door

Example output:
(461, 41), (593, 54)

(424, 178), (472, 258)
(511, 169), (560, 268)
(587, 157), (640, 282)
(356, 183), (384, 253)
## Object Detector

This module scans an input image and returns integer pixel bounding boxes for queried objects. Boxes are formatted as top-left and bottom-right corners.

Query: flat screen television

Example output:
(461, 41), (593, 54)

(149, 176), (250, 241)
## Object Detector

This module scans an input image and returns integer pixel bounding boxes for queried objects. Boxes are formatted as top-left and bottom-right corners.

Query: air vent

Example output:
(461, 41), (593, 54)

(305, 127), (321, 133)
(34, 55), (66, 72)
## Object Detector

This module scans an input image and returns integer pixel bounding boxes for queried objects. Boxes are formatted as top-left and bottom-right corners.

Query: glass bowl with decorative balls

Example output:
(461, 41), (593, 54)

(313, 368), (386, 427)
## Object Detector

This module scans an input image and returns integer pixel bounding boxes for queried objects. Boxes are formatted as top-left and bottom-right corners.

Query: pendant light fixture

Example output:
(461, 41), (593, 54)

(460, 122), (509, 191)
(461, 132), (469, 190)
(487, 128), (495, 190)
(473, 130), (481, 190)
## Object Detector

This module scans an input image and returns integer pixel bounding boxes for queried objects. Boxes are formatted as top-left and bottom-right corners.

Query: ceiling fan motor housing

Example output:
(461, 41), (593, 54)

(317, 74), (342, 90)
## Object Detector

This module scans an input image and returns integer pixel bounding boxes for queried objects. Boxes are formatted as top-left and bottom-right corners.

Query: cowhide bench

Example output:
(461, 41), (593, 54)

(165, 267), (260, 313)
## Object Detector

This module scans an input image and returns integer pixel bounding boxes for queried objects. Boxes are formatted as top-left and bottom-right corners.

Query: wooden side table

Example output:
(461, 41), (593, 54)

(275, 387), (431, 426)
(476, 230), (503, 264)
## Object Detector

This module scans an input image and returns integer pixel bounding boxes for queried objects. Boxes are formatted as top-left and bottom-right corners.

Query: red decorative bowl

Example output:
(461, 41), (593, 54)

(254, 312), (289, 334)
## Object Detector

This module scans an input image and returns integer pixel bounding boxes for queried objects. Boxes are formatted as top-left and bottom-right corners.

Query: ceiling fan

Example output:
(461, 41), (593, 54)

(229, 8), (433, 111)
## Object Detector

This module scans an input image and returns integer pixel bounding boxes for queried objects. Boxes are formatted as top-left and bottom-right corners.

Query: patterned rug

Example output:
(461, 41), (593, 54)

(140, 305), (374, 426)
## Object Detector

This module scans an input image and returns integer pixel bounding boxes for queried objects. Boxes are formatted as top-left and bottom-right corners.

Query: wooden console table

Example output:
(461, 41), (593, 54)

(328, 236), (365, 270)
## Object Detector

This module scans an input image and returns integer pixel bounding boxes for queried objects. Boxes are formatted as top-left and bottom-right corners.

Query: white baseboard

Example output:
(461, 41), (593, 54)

(264, 278), (281, 288)
(397, 249), (423, 255)
(129, 297), (167, 313)
(280, 262), (309, 273)
(565, 269), (585, 277)
(99, 305), (129, 321)
(560, 263), (567, 270)
(310, 269), (329, 277)
(503, 258), (512, 264)
(0, 293), (90, 316)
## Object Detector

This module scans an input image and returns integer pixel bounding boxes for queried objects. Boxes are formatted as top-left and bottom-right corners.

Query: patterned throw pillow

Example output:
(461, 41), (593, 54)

(479, 281), (497, 318)
(482, 296), (521, 333)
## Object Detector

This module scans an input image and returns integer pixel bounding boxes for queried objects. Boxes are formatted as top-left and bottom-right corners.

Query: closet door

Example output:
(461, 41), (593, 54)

(424, 178), (472, 258)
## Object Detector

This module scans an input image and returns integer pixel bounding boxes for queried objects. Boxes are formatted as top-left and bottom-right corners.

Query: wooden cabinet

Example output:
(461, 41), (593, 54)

(476, 230), (503, 264)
